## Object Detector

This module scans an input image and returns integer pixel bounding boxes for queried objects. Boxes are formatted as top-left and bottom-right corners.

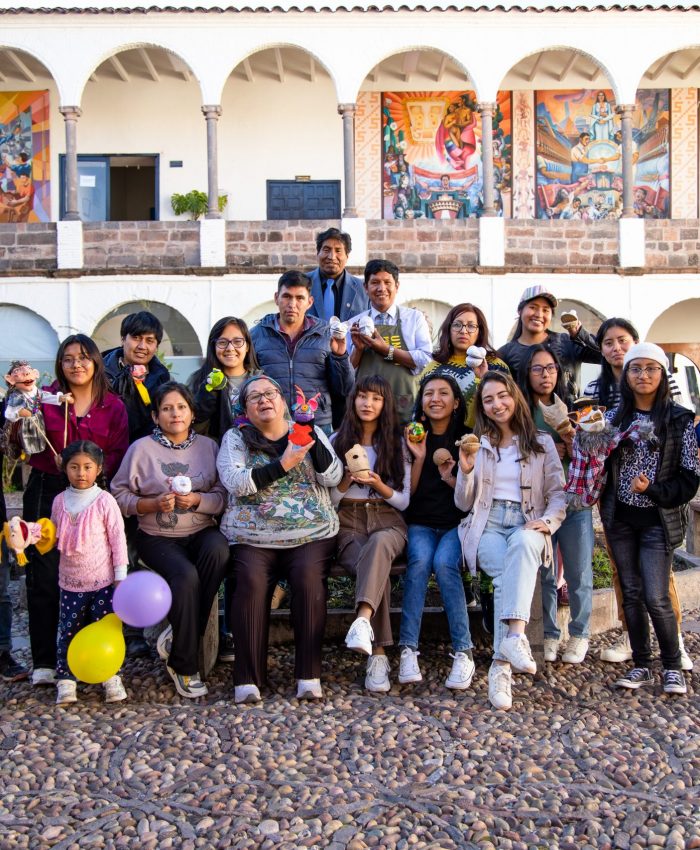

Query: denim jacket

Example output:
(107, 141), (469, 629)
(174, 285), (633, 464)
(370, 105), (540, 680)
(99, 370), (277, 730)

(454, 433), (567, 575)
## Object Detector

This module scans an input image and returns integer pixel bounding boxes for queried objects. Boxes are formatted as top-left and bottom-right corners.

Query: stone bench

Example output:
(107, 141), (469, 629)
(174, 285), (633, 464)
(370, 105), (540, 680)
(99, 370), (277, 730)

(686, 497), (700, 556)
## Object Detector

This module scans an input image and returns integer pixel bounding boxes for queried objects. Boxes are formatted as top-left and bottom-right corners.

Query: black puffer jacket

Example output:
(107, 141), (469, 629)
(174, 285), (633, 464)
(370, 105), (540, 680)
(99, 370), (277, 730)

(600, 403), (699, 550)
(250, 314), (354, 429)
(102, 347), (170, 443)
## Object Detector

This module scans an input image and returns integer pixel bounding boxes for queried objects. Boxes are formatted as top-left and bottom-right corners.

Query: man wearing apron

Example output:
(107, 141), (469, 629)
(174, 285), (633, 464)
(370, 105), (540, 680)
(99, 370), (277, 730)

(348, 260), (433, 425)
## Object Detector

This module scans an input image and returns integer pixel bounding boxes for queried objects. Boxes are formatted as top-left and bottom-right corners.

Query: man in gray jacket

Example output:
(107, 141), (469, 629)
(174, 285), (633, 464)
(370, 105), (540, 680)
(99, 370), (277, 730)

(251, 270), (354, 434)
(307, 227), (367, 323)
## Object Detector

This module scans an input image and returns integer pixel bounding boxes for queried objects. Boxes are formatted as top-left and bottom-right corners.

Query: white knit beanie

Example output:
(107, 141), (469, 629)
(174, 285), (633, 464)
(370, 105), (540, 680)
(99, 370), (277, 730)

(623, 342), (668, 371)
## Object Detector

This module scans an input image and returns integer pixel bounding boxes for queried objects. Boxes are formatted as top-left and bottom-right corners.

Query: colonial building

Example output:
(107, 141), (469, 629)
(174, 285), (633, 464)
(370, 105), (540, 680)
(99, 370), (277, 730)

(0, 0), (698, 406)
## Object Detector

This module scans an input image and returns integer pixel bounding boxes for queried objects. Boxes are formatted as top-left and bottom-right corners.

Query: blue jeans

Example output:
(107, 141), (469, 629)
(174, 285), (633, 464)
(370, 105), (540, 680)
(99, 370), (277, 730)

(476, 500), (546, 662)
(0, 554), (11, 652)
(605, 520), (680, 670)
(542, 506), (594, 640)
(399, 525), (472, 652)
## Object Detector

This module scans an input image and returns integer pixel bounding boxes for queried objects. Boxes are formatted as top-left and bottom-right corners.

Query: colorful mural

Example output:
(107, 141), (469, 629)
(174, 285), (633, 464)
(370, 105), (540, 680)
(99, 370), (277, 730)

(535, 88), (669, 220)
(382, 91), (512, 219)
(0, 91), (50, 223)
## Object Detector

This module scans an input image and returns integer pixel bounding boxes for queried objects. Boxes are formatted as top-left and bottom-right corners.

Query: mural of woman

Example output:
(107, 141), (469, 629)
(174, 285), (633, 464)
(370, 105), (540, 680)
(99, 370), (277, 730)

(591, 91), (616, 141)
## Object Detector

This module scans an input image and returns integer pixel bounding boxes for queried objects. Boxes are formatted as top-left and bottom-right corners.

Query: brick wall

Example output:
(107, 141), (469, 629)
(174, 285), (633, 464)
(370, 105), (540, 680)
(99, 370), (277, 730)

(506, 220), (618, 270)
(83, 222), (200, 270)
(225, 220), (334, 269)
(645, 220), (700, 269)
(0, 223), (56, 273)
(366, 219), (479, 270)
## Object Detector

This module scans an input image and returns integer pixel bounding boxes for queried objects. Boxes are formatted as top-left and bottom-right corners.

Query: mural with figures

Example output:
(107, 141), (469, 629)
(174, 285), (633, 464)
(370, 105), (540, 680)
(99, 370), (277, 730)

(382, 91), (512, 219)
(0, 91), (50, 223)
(535, 88), (669, 220)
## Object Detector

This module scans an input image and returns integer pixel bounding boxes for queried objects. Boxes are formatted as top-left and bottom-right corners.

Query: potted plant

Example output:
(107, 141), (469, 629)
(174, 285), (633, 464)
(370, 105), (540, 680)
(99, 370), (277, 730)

(171, 190), (228, 220)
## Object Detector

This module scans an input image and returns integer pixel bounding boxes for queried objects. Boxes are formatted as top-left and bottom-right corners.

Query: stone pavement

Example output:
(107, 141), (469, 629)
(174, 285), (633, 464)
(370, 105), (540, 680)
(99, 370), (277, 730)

(1, 592), (699, 850)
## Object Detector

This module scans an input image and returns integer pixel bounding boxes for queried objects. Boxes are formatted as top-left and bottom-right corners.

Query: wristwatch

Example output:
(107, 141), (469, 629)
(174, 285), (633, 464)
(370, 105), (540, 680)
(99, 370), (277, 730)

(384, 345), (395, 362)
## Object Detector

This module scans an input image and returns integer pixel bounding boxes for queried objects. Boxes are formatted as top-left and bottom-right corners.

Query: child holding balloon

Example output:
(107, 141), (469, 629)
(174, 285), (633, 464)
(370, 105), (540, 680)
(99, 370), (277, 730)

(52, 440), (129, 705)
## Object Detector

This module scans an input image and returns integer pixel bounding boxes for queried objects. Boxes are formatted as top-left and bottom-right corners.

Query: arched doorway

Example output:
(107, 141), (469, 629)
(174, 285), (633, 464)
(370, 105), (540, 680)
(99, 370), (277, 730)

(647, 298), (700, 414)
(0, 304), (60, 380)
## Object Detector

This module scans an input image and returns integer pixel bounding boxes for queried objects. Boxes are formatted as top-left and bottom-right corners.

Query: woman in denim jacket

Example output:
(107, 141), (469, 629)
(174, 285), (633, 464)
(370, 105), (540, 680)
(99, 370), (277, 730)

(455, 372), (566, 710)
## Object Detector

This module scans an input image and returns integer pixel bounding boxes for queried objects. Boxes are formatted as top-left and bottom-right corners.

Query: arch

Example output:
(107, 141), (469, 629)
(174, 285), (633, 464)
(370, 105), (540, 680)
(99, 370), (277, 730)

(76, 41), (203, 106)
(354, 44), (478, 103)
(92, 300), (202, 384)
(0, 43), (60, 93)
(404, 298), (452, 345)
(494, 44), (620, 102)
(646, 298), (700, 347)
(636, 43), (700, 93)
(242, 300), (276, 329)
(0, 304), (61, 378)
(551, 299), (606, 336)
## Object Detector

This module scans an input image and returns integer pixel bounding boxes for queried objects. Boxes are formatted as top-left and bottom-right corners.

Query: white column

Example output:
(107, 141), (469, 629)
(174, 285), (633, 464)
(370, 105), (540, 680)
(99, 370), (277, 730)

(59, 106), (82, 221)
(338, 103), (358, 218)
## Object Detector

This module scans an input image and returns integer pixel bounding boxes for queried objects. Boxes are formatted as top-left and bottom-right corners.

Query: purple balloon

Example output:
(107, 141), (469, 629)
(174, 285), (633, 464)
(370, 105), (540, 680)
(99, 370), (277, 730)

(113, 572), (172, 628)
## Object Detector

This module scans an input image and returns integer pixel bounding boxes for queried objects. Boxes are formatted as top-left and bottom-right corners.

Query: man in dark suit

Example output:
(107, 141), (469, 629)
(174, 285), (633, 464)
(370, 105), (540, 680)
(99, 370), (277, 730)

(307, 227), (367, 323)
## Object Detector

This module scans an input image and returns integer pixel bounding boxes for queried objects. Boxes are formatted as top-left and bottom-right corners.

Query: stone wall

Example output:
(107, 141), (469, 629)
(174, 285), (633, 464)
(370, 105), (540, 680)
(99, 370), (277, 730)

(225, 220), (334, 269)
(83, 222), (200, 270)
(0, 223), (56, 274)
(645, 219), (700, 269)
(366, 219), (479, 270)
(505, 220), (618, 270)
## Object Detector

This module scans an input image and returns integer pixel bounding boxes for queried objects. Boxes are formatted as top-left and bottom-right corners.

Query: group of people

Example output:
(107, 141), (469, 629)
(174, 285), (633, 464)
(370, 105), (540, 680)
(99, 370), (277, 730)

(0, 226), (698, 711)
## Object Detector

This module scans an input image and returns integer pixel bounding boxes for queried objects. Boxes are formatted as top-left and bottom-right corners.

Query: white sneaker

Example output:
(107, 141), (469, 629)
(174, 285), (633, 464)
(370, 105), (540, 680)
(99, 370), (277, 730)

(499, 634), (537, 674)
(544, 638), (559, 662)
(32, 667), (56, 686)
(600, 632), (632, 663)
(296, 678), (323, 700)
(398, 647), (422, 684)
(156, 624), (173, 661)
(488, 663), (512, 710)
(345, 616), (374, 656)
(234, 683), (262, 704)
(103, 675), (127, 703)
(365, 654), (391, 693)
(445, 652), (475, 690)
(561, 636), (589, 664)
(56, 679), (77, 705)
(678, 633), (693, 672)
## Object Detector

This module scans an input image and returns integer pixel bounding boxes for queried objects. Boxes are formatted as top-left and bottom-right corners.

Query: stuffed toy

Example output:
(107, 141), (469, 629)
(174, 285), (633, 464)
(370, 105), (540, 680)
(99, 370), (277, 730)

(432, 448), (453, 466)
(406, 421), (426, 443)
(358, 316), (375, 337)
(1, 360), (70, 461)
(289, 386), (320, 447)
(456, 433), (480, 455)
(538, 393), (576, 441)
(345, 444), (371, 480)
(329, 316), (348, 340)
(205, 367), (226, 393)
(130, 364), (151, 405)
(565, 406), (655, 508)
(560, 309), (579, 332)
(466, 346), (486, 370)
(2, 515), (56, 566)
(170, 475), (192, 495)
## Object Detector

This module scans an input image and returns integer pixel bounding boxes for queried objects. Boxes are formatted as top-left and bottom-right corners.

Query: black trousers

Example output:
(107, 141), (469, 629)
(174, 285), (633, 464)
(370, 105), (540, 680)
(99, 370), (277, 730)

(23, 469), (63, 670)
(136, 527), (230, 675)
(230, 537), (336, 687)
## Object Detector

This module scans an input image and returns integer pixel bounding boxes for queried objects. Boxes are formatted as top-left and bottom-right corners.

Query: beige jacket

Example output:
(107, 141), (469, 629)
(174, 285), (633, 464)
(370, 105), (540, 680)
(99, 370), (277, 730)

(454, 433), (567, 575)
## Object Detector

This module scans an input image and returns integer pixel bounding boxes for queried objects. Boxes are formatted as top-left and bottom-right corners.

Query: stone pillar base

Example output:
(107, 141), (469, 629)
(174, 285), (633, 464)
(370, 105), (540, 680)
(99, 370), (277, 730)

(479, 216), (505, 267)
(618, 218), (645, 268)
(341, 216), (367, 266)
(200, 218), (226, 268)
(57, 220), (83, 269)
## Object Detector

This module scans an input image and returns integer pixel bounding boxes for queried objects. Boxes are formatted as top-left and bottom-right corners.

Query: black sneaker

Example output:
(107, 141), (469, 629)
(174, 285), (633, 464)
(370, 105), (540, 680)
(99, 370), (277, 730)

(662, 669), (687, 695)
(126, 635), (151, 659)
(615, 667), (654, 689)
(0, 651), (29, 682)
(218, 632), (235, 663)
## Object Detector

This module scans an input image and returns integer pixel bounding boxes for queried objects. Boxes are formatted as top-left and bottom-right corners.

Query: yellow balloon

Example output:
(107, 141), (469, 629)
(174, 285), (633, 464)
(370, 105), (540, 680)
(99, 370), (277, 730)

(67, 613), (125, 684)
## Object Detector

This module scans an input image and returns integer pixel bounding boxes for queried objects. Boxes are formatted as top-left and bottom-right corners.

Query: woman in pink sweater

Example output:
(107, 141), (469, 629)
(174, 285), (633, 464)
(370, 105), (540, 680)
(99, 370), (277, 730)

(52, 440), (129, 706)
(111, 382), (229, 699)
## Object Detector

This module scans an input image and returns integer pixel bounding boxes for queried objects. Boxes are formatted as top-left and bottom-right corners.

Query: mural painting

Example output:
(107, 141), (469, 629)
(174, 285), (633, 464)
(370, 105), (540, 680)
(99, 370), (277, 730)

(535, 88), (670, 220)
(0, 91), (50, 223)
(382, 91), (512, 219)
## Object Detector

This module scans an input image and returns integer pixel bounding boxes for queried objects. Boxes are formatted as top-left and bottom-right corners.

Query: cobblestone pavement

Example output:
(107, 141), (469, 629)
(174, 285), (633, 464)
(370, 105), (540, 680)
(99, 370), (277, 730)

(1, 589), (699, 850)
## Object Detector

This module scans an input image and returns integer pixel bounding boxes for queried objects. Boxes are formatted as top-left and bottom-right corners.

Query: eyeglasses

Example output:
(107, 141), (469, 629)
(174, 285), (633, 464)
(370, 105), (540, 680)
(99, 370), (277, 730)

(628, 365), (663, 377)
(215, 337), (246, 350)
(62, 355), (92, 367)
(451, 321), (479, 334)
(529, 364), (559, 375)
(247, 389), (281, 405)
